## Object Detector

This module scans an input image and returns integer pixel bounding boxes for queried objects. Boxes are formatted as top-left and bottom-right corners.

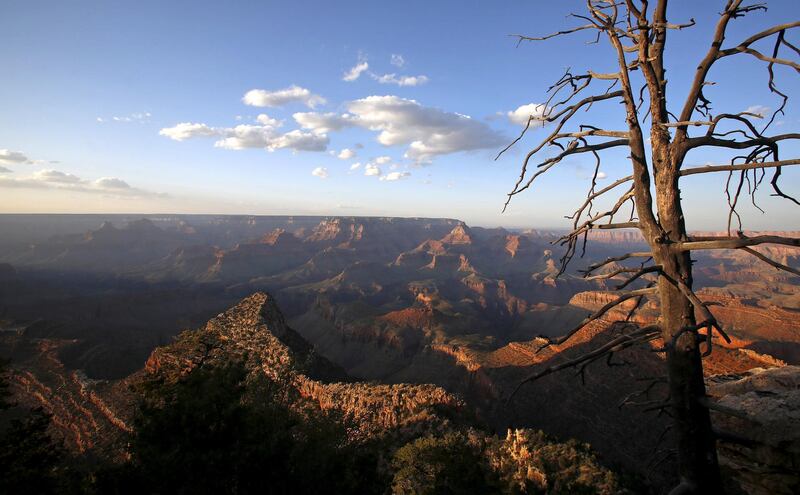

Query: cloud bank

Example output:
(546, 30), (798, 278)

(0, 169), (164, 198)
(160, 118), (328, 153)
(0, 149), (30, 164)
(161, 90), (507, 165)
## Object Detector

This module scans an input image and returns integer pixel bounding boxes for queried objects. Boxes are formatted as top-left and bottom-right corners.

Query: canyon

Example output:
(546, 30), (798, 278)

(0, 214), (798, 493)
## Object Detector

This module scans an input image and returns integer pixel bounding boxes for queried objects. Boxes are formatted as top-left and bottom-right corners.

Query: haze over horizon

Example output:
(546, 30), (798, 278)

(1, 0), (798, 230)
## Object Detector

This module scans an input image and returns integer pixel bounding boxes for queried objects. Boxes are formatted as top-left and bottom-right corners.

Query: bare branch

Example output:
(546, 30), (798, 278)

(508, 324), (661, 401)
(618, 376), (669, 410)
(568, 174), (634, 222)
(685, 134), (800, 152)
(717, 20), (800, 68)
(495, 90), (624, 161)
(536, 287), (657, 352)
(676, 0), (744, 126)
(554, 185), (638, 273)
(665, 18), (696, 30)
(660, 120), (713, 128)
(770, 163), (800, 206)
(679, 158), (800, 177)
(740, 246), (800, 277)
(588, 69), (622, 80)
(718, 45), (800, 70)
(512, 24), (598, 45)
(697, 396), (760, 424)
(660, 273), (731, 344)
(583, 266), (647, 282)
(554, 128), (630, 140)
(503, 138), (630, 212)
(712, 427), (759, 447)
(581, 251), (653, 276)
(679, 234), (800, 251)
(615, 265), (661, 290)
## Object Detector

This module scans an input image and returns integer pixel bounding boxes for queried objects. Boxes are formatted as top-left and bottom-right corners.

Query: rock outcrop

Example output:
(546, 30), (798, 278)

(441, 223), (474, 245)
(145, 292), (466, 438)
(707, 366), (800, 495)
(3, 337), (133, 458)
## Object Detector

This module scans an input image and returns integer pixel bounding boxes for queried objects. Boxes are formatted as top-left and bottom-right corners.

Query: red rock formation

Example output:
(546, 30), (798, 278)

(3, 338), (132, 457)
(441, 223), (473, 245)
(145, 292), (465, 438)
(380, 306), (434, 330)
(260, 228), (301, 246)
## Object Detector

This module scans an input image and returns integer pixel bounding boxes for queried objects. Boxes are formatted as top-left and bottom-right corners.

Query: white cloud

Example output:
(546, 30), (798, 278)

(337, 148), (356, 160)
(0, 165), (11, 173)
(94, 177), (131, 189)
(213, 124), (280, 150)
(267, 130), (329, 152)
(256, 113), (281, 126)
(293, 112), (354, 134)
(358, 156), (398, 177)
(390, 54), (405, 67)
(596, 171), (607, 180)
(311, 166), (329, 179)
(346, 95), (506, 163)
(102, 112), (152, 123)
(371, 73), (429, 86)
(242, 85), (326, 109)
(0, 149), (29, 164)
(743, 105), (770, 118)
(343, 59), (369, 82)
(159, 122), (218, 141)
(162, 120), (327, 153)
(380, 171), (410, 181)
(0, 169), (163, 197)
(33, 169), (82, 183)
(507, 103), (548, 126)
(162, 94), (506, 163)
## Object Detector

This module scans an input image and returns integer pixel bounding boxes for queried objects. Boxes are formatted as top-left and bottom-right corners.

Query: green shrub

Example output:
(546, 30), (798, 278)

(391, 431), (499, 494)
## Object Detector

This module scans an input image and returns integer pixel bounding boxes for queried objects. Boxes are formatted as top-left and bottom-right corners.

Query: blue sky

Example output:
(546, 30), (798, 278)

(0, 0), (797, 229)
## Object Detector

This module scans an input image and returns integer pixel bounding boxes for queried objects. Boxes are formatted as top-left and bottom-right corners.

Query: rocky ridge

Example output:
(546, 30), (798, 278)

(144, 292), (466, 438)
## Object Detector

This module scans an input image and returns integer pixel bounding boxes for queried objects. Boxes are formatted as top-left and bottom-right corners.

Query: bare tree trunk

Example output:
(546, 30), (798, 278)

(660, 263), (722, 493)
(653, 150), (722, 493)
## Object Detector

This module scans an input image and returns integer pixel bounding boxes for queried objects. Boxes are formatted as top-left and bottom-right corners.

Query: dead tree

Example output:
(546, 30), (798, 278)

(500, 1), (799, 493)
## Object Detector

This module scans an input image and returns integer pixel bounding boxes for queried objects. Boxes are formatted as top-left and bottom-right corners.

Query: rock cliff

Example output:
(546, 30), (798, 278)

(707, 366), (800, 495)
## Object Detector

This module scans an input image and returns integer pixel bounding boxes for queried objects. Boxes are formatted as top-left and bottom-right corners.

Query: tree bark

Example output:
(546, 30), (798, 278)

(652, 140), (722, 493)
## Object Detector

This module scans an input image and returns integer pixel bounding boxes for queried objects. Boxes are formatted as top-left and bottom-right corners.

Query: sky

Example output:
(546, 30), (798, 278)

(0, 0), (798, 229)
